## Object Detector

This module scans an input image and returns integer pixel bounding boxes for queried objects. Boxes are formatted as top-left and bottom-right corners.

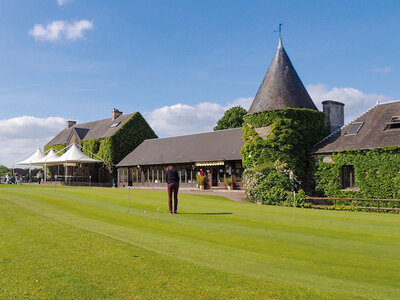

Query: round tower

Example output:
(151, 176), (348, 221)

(242, 38), (327, 192)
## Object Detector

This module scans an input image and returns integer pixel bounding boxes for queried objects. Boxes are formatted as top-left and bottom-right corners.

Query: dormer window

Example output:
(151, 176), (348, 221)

(384, 116), (400, 130)
(346, 122), (363, 135)
(110, 122), (120, 128)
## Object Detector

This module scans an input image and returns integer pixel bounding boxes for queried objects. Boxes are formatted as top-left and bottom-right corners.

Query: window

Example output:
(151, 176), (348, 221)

(341, 165), (356, 189)
(110, 122), (121, 128)
(346, 122), (363, 134)
(384, 116), (400, 130)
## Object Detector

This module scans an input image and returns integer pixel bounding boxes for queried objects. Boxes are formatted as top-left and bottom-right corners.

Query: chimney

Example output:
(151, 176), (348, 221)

(322, 100), (344, 134)
(112, 108), (123, 121)
(66, 120), (76, 129)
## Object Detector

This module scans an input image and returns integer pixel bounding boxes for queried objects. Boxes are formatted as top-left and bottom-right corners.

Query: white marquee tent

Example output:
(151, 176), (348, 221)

(47, 144), (102, 182)
(14, 144), (103, 183)
(14, 148), (46, 166)
(32, 148), (60, 166)
(50, 144), (101, 164)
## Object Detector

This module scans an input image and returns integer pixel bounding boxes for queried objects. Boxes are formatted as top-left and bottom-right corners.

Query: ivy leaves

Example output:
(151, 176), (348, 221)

(315, 147), (400, 199)
(242, 108), (326, 186)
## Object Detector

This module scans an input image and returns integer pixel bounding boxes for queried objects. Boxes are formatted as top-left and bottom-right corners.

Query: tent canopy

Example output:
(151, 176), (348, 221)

(49, 144), (101, 164)
(31, 148), (60, 166)
(15, 148), (46, 165)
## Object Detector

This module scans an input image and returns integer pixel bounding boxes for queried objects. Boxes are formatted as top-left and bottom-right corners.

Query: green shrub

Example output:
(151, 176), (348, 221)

(285, 189), (307, 207)
(242, 169), (260, 202)
(197, 175), (206, 186)
(264, 171), (291, 190)
(224, 177), (232, 186)
(258, 185), (287, 205)
(243, 165), (293, 204)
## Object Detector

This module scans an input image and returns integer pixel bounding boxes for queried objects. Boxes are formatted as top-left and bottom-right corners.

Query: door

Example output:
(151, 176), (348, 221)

(212, 168), (218, 186)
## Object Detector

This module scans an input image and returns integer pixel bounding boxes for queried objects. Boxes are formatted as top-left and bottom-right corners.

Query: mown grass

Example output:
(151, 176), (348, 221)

(0, 185), (399, 299)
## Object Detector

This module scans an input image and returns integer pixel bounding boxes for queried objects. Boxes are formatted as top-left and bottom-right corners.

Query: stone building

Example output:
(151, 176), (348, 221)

(117, 38), (337, 189)
(46, 108), (157, 185)
(312, 101), (400, 199)
(116, 128), (244, 188)
(116, 38), (400, 199)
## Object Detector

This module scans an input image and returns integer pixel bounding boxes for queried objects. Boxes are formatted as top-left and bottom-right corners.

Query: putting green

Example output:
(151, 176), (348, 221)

(0, 185), (399, 299)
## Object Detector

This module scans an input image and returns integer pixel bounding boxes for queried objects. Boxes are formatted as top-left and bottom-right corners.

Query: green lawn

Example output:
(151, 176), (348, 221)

(0, 185), (399, 299)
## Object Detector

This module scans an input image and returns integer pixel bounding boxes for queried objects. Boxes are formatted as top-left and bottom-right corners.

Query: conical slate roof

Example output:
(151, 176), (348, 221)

(248, 39), (318, 114)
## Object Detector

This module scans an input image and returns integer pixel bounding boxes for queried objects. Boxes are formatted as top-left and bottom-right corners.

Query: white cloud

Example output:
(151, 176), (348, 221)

(227, 97), (253, 110)
(371, 66), (391, 73)
(147, 85), (395, 138)
(307, 84), (392, 122)
(57, 0), (74, 5)
(0, 116), (66, 167)
(145, 97), (253, 137)
(2, 86), (390, 166)
(29, 20), (93, 42)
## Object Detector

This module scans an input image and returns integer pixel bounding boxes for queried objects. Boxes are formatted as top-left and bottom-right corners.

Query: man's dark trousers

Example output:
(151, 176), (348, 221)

(168, 182), (179, 212)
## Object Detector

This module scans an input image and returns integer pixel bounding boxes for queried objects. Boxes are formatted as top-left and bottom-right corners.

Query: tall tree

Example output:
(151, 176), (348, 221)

(0, 165), (10, 176)
(214, 106), (247, 131)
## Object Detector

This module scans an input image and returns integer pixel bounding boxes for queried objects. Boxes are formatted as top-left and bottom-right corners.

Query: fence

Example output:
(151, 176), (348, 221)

(305, 197), (400, 212)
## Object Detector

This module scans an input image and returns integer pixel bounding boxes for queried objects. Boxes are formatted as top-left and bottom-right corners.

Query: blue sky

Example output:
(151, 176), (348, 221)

(1, 0), (400, 166)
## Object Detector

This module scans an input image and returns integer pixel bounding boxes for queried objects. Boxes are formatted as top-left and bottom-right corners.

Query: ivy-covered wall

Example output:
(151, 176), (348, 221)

(79, 112), (157, 168)
(242, 108), (327, 186)
(314, 147), (400, 199)
(45, 112), (157, 172)
(44, 143), (66, 154)
(110, 112), (157, 165)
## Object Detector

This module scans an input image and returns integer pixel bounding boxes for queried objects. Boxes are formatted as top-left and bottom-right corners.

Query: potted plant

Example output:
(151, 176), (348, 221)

(197, 175), (206, 190)
(224, 177), (233, 190)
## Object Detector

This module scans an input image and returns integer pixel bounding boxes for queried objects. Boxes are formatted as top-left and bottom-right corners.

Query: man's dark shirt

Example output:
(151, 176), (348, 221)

(165, 169), (179, 184)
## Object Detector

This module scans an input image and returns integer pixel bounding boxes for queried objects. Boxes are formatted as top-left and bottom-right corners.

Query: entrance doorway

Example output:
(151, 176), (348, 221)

(211, 168), (218, 186)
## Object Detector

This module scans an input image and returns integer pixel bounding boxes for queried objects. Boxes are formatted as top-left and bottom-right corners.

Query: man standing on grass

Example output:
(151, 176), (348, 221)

(165, 165), (179, 214)
(36, 170), (42, 185)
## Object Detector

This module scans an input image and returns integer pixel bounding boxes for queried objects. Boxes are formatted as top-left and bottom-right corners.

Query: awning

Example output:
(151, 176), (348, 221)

(195, 161), (224, 167)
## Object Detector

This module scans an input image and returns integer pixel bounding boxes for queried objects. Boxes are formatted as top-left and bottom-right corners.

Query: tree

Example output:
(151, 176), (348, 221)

(0, 165), (10, 176)
(214, 106), (247, 131)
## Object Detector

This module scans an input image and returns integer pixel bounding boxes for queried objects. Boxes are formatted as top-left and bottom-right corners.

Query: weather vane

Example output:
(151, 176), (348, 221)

(274, 23), (283, 39)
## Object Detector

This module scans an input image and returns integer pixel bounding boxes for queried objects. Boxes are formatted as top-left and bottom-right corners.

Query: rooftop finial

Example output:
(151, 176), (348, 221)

(274, 23), (283, 42)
